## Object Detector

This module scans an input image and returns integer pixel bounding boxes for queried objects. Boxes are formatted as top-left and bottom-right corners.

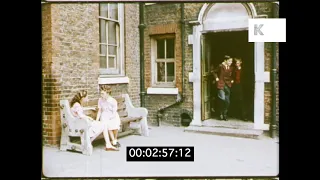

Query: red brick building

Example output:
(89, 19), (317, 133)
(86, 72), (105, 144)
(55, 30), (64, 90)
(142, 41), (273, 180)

(41, 2), (279, 146)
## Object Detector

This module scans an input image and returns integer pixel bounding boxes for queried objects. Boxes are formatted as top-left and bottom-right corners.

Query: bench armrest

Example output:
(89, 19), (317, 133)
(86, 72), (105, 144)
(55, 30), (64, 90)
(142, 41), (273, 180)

(122, 94), (149, 136)
(83, 106), (97, 111)
(127, 107), (148, 118)
(123, 94), (148, 117)
(65, 117), (93, 136)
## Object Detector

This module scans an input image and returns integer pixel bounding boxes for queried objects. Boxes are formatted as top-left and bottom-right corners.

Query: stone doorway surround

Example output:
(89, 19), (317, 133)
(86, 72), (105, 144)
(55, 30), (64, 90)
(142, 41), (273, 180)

(188, 3), (269, 130)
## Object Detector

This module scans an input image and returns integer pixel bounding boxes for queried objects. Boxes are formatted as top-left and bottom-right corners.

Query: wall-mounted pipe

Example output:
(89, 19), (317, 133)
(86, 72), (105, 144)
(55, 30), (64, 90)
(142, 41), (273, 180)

(139, 3), (146, 107)
(270, 2), (279, 138)
(181, 3), (185, 102)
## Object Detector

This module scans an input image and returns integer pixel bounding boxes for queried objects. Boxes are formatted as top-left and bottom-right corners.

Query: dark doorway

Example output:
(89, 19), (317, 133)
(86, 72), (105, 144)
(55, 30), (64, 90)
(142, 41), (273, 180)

(206, 30), (254, 121)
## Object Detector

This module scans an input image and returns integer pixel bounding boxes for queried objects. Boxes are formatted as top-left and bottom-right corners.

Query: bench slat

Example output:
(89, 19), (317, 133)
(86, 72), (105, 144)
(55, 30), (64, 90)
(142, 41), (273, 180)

(86, 99), (98, 107)
(86, 96), (123, 107)
(117, 102), (126, 111)
(118, 129), (135, 138)
(118, 110), (128, 117)
(115, 97), (125, 103)
(121, 116), (142, 123)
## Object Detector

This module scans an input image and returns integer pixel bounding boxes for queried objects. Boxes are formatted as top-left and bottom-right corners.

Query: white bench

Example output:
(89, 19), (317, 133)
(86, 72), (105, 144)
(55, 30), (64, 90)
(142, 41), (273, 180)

(59, 94), (149, 156)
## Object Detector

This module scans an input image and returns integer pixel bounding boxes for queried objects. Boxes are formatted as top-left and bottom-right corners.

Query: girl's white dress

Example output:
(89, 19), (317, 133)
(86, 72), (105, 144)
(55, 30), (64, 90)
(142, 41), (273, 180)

(98, 96), (121, 130)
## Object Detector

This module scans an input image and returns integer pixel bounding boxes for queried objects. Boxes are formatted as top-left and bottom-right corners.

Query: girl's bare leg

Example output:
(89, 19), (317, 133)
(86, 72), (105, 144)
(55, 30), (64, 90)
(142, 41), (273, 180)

(103, 126), (117, 149)
(112, 130), (119, 145)
(108, 130), (115, 144)
(99, 121), (117, 150)
(113, 130), (118, 140)
(111, 129), (118, 146)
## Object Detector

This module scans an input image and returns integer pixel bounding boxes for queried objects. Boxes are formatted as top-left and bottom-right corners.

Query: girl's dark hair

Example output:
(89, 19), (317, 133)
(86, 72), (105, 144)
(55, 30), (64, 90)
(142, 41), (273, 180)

(70, 90), (87, 107)
(100, 85), (112, 94)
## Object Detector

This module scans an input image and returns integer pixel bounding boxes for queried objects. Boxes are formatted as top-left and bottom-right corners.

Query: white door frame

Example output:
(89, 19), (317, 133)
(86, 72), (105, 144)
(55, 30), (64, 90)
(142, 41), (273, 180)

(188, 3), (267, 130)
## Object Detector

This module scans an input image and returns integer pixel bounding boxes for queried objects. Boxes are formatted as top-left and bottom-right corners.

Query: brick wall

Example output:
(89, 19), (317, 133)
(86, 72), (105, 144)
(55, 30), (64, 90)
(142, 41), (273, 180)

(125, 4), (141, 107)
(42, 3), (62, 146)
(144, 3), (194, 126)
(42, 3), (100, 146)
(42, 3), (141, 146)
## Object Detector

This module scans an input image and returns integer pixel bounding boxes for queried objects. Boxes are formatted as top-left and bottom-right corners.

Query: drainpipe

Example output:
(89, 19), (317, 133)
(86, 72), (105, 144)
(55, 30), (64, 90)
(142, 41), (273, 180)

(139, 3), (146, 107)
(270, 2), (278, 138)
(157, 3), (185, 126)
(181, 3), (185, 102)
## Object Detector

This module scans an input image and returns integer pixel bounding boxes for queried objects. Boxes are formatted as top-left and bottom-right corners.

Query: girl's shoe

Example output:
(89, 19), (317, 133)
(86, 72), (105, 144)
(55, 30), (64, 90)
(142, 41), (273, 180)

(116, 142), (121, 147)
(113, 142), (121, 148)
(105, 146), (119, 151)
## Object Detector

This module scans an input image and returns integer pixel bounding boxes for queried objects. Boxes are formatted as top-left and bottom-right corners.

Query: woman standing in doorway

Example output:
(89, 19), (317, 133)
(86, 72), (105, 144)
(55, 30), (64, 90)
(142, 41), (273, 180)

(96, 85), (121, 148)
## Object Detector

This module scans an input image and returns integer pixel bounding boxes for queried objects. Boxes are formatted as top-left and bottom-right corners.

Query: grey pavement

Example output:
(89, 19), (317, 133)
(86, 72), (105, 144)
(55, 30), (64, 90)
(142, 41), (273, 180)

(42, 125), (278, 178)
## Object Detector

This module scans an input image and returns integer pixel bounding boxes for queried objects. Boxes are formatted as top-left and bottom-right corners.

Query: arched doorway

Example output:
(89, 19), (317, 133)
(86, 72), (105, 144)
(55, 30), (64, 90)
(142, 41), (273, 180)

(189, 3), (266, 130)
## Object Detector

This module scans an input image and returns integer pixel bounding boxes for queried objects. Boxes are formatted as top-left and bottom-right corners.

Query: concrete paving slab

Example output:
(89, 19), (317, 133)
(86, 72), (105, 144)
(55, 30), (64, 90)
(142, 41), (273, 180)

(43, 125), (278, 178)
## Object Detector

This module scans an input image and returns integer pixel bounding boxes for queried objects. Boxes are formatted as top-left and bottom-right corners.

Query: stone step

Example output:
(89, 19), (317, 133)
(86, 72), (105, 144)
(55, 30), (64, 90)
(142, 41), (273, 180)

(202, 119), (254, 130)
(184, 126), (263, 139)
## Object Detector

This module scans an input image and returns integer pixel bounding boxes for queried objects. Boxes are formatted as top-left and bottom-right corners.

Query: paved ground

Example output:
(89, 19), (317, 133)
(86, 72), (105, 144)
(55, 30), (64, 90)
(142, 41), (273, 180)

(42, 125), (278, 178)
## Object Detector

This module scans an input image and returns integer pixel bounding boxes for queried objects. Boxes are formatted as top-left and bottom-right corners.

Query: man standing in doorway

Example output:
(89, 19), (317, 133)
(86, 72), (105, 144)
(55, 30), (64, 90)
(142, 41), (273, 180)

(213, 55), (234, 121)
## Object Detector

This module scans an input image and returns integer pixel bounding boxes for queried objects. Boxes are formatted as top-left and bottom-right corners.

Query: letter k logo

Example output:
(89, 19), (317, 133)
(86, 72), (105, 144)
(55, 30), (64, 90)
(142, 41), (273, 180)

(254, 24), (264, 35)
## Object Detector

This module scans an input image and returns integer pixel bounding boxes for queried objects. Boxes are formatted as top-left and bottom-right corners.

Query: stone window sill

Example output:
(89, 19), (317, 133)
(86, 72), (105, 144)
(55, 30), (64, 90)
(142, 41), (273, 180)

(147, 87), (178, 95)
(98, 77), (129, 84)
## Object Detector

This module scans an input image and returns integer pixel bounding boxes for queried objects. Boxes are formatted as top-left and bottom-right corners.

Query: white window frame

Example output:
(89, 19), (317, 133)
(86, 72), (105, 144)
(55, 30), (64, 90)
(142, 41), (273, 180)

(145, 3), (156, 6)
(99, 3), (125, 77)
(151, 36), (176, 88)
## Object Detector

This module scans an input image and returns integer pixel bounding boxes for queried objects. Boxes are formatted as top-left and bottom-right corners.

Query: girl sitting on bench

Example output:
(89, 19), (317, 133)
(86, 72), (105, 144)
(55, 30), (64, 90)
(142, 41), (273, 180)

(96, 85), (121, 148)
(70, 90), (119, 151)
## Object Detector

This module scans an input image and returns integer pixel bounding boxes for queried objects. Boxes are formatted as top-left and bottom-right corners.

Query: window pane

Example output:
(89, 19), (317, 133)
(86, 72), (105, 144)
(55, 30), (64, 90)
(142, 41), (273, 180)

(166, 38), (175, 58)
(167, 62), (175, 82)
(100, 20), (106, 43)
(100, 56), (107, 69)
(100, 4), (108, 17)
(108, 46), (116, 56)
(108, 21), (117, 45)
(157, 39), (165, 58)
(108, 56), (115, 68)
(100, 45), (107, 56)
(157, 62), (165, 82)
(109, 3), (118, 20)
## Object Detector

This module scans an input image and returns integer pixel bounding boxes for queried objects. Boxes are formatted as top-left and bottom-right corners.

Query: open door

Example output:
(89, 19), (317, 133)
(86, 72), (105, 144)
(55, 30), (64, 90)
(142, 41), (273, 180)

(201, 35), (211, 121)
